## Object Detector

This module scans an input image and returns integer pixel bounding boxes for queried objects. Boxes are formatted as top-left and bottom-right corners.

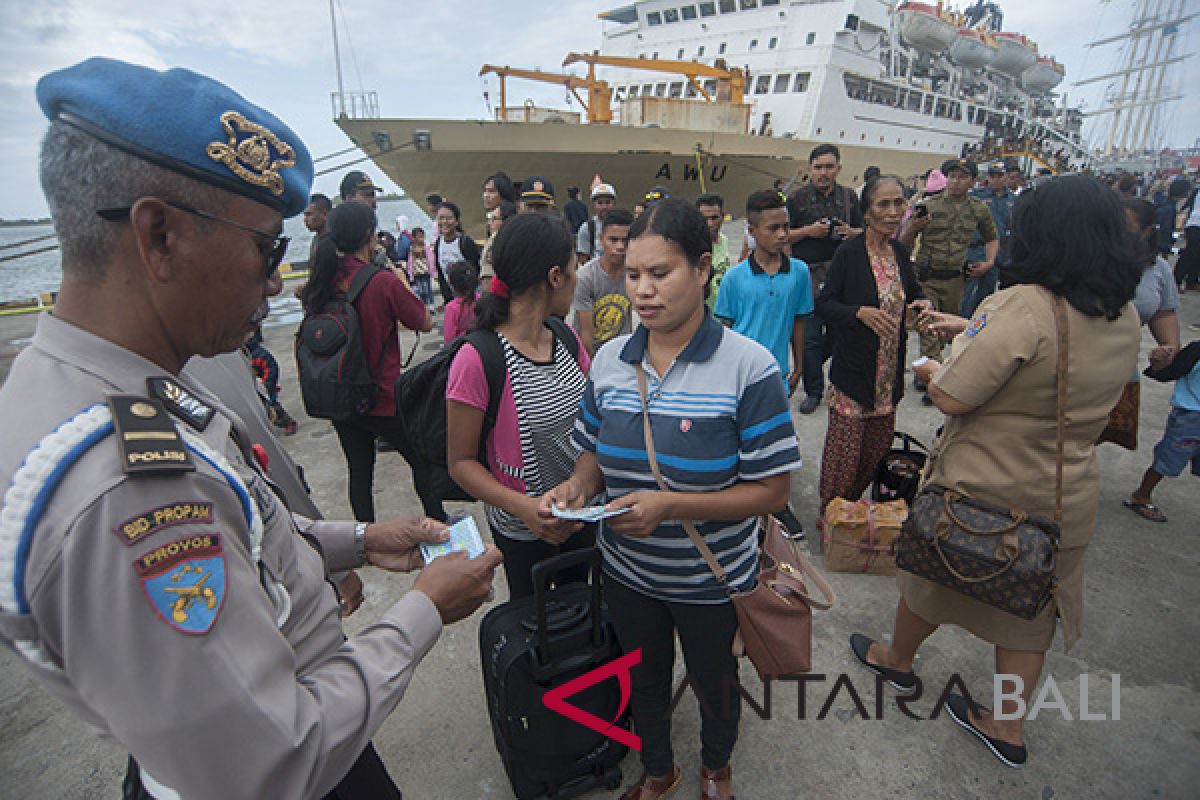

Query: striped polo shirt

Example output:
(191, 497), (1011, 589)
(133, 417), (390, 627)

(574, 314), (803, 603)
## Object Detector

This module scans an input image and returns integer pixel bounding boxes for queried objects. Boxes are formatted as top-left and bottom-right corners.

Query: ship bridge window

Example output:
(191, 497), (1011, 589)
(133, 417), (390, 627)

(699, 2), (716, 16)
(652, 52), (659, 59)
(682, 5), (698, 20)
(719, 0), (736, 12)
(763, 0), (780, 5)
(655, 83), (667, 96)
(906, 92), (922, 112)
(664, 8), (679, 23)
(643, 84), (654, 94)
(677, 48), (685, 58)
(686, 82), (698, 98)
(749, 39), (758, 50)
(719, 42), (727, 54)
(769, 36), (778, 49)
(773, 74), (789, 93)
(647, 11), (662, 25)
(754, 75), (771, 94)
(794, 72), (810, 92)
(697, 45), (706, 57)
(627, 86), (639, 97)
(704, 78), (718, 93)
(615, 88), (626, 102)
(806, 32), (816, 45)
(740, 0), (757, 8)
(669, 82), (684, 98)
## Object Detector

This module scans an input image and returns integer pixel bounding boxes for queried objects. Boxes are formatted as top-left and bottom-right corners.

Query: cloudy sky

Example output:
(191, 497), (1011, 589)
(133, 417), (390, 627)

(0, 0), (1194, 219)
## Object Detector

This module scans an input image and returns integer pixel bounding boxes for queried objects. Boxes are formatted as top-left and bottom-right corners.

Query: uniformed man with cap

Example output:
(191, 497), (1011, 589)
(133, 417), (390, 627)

(898, 158), (998, 393)
(961, 160), (1016, 318)
(0, 57), (501, 799)
(520, 175), (557, 213)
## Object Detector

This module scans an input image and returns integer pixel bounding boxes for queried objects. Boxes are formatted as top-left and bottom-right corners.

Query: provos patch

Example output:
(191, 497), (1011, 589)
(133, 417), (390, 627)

(115, 502), (214, 546)
(135, 533), (226, 635)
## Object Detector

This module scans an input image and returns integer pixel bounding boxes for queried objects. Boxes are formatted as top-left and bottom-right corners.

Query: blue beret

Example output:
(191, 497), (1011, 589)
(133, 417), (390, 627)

(37, 57), (313, 218)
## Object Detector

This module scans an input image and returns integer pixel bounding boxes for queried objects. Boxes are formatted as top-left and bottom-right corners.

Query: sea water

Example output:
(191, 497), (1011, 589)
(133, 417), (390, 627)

(0, 198), (432, 305)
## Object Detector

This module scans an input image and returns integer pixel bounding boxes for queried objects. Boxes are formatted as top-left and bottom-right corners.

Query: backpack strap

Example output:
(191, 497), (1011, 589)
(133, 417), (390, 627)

(463, 329), (506, 453)
(546, 316), (582, 364)
(343, 264), (382, 304)
(586, 218), (597, 257)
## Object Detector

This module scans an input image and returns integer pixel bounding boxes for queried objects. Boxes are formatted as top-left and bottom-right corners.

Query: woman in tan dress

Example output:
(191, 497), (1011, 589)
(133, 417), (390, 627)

(849, 175), (1143, 767)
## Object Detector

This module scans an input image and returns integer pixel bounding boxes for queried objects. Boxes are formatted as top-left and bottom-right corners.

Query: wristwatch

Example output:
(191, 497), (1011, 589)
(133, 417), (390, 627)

(353, 522), (369, 566)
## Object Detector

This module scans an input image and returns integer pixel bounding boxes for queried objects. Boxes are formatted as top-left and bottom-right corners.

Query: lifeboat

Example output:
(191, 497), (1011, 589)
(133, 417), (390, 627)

(1021, 56), (1065, 93)
(895, 2), (957, 55)
(991, 32), (1038, 77)
(948, 28), (997, 69)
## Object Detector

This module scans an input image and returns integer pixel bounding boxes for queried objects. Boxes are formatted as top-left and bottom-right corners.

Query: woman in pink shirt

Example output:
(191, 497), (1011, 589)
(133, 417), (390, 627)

(445, 213), (593, 599)
(442, 261), (480, 342)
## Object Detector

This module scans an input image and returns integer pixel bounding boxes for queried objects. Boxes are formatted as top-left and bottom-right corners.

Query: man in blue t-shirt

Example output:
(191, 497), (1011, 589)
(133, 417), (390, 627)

(715, 189), (814, 395)
(714, 189), (814, 537)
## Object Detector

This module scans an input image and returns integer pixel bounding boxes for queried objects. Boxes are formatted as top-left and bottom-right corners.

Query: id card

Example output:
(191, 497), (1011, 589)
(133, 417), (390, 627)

(420, 515), (486, 564)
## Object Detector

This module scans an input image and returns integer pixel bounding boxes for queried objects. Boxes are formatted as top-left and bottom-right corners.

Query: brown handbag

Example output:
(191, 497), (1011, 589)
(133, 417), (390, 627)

(893, 295), (1067, 621)
(1097, 380), (1139, 450)
(635, 366), (835, 680)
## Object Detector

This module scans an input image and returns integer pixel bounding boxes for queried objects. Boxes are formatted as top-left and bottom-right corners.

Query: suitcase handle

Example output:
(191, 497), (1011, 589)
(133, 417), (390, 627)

(531, 550), (604, 666)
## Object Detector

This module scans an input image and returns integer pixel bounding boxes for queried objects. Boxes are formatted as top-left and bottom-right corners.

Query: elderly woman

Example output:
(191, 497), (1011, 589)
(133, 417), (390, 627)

(850, 175), (1142, 767)
(815, 176), (930, 516)
(543, 199), (802, 800)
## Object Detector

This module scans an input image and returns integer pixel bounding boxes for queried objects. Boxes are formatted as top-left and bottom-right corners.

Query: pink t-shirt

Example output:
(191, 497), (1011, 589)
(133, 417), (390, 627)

(443, 296), (477, 343)
(445, 327), (591, 497)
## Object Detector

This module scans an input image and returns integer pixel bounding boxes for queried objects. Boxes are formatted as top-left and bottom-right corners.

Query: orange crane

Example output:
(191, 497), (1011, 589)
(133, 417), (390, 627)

(478, 64), (613, 124)
(561, 51), (748, 105)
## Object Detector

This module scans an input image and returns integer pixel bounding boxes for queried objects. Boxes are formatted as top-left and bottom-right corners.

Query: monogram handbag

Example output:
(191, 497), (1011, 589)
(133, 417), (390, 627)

(894, 296), (1068, 621)
(635, 367), (835, 679)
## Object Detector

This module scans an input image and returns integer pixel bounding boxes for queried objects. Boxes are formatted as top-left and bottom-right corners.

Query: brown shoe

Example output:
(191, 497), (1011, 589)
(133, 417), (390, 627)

(619, 765), (681, 800)
(699, 764), (736, 800)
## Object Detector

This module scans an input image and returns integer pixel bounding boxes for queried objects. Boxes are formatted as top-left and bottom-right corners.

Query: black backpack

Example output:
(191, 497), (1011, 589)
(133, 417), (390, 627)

(294, 265), (384, 420)
(394, 317), (581, 503)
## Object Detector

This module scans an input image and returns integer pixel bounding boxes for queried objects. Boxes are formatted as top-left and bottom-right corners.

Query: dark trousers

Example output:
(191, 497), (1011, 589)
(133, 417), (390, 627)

(491, 523), (597, 600)
(1177, 227), (1200, 289)
(332, 414), (446, 522)
(604, 577), (741, 775)
(123, 743), (401, 799)
(801, 310), (829, 398)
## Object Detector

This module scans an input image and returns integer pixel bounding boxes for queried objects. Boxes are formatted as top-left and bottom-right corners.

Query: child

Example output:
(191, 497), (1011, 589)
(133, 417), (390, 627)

(1125, 341), (1200, 523)
(407, 226), (435, 307)
(714, 188), (814, 535)
(246, 327), (297, 435)
(443, 261), (480, 342)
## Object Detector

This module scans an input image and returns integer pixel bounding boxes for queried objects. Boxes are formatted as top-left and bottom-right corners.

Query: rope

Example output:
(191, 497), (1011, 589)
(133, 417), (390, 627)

(0, 233), (56, 251)
(0, 244), (59, 264)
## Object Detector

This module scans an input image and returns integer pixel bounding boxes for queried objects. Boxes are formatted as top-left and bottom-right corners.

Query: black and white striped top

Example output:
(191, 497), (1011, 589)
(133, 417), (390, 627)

(485, 332), (588, 542)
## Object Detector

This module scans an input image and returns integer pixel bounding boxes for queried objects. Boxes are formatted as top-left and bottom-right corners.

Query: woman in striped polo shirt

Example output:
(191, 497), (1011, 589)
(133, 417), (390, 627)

(542, 199), (803, 800)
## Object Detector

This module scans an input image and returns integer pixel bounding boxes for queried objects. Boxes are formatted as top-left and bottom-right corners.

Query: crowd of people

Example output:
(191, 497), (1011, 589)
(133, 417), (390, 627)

(2, 56), (1197, 800)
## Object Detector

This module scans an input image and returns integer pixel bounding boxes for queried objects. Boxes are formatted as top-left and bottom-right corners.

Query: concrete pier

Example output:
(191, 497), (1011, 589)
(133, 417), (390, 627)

(1, 270), (1197, 799)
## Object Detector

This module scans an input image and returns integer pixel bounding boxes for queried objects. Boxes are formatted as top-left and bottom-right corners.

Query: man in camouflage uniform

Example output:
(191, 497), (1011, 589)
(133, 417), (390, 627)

(899, 159), (998, 393)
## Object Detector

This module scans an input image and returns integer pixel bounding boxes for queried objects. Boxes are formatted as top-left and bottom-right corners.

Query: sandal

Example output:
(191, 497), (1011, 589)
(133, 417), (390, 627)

(1123, 499), (1167, 523)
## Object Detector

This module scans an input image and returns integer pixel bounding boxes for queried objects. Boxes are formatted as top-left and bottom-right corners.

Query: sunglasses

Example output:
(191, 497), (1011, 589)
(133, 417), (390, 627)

(97, 200), (290, 279)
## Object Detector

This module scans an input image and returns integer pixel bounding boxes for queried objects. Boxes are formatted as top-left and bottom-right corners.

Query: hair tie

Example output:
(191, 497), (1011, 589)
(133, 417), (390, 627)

(489, 276), (510, 299)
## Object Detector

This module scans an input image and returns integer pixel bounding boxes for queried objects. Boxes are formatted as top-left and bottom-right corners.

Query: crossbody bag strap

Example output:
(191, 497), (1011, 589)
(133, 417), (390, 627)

(1052, 296), (1068, 524)
(635, 365), (729, 585)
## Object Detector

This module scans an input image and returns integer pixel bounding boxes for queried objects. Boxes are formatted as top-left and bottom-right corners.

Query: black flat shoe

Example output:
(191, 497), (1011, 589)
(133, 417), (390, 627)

(945, 692), (1028, 768)
(848, 633), (917, 693)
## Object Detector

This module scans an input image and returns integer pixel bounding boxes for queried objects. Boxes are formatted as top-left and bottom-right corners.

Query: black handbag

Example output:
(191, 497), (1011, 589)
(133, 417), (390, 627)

(894, 295), (1068, 620)
(871, 432), (928, 505)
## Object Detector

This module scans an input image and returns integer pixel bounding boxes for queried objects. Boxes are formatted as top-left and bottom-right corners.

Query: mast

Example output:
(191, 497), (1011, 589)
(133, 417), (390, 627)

(330, 0), (346, 117)
(1083, 0), (1194, 155)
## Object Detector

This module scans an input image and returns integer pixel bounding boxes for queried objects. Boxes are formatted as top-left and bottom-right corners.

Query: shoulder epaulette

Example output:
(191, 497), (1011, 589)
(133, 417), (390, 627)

(108, 395), (194, 476)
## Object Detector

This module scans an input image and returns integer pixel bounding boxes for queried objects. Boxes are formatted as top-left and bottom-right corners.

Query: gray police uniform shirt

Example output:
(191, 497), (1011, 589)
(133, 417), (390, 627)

(0, 313), (442, 800)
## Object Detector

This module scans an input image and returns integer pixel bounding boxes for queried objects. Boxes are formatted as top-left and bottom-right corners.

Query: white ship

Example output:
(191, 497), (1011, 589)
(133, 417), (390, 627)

(334, 0), (1087, 235)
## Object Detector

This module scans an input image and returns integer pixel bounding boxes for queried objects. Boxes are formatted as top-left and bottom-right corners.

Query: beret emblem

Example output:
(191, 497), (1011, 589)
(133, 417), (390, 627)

(206, 111), (296, 196)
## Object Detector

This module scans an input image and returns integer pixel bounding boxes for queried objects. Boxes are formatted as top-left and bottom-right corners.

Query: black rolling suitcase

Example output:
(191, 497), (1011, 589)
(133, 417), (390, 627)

(479, 551), (628, 799)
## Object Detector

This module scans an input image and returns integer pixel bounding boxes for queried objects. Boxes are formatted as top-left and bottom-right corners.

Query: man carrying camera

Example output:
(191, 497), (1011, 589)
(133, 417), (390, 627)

(898, 158), (997, 403)
(787, 143), (864, 414)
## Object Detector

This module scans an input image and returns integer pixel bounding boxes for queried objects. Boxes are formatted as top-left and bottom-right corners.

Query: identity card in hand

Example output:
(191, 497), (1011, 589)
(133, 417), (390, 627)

(420, 515), (486, 565)
(550, 503), (633, 523)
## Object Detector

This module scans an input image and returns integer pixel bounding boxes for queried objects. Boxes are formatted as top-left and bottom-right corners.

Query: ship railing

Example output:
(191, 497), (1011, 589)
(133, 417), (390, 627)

(330, 90), (380, 120)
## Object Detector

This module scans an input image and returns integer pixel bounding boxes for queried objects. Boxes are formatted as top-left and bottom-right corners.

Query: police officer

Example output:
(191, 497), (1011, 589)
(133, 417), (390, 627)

(960, 160), (1016, 318)
(898, 158), (998, 397)
(0, 58), (501, 799)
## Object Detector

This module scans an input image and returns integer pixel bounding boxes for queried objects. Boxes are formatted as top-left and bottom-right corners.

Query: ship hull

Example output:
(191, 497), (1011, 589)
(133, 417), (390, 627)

(336, 118), (949, 237)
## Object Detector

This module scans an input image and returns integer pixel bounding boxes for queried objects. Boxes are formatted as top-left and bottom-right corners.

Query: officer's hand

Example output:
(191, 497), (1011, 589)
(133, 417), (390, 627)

(414, 547), (503, 624)
(365, 517), (450, 572)
(965, 261), (991, 278)
(912, 358), (942, 385)
(338, 571), (365, 617)
(917, 310), (968, 339)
